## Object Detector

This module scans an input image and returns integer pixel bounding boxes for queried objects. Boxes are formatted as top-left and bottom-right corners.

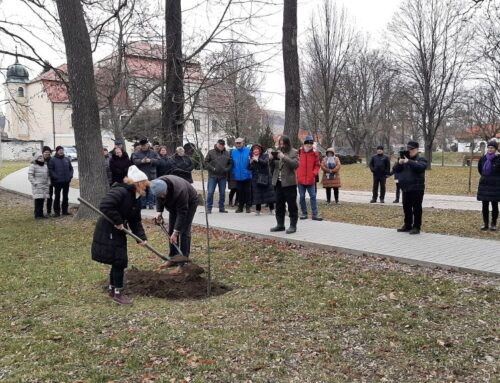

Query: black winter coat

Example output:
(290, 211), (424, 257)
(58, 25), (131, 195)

(205, 146), (232, 178)
(109, 154), (132, 184)
(369, 154), (390, 177)
(48, 154), (73, 184)
(155, 175), (198, 233)
(157, 155), (171, 177)
(477, 154), (500, 202)
(248, 153), (276, 205)
(91, 183), (146, 268)
(132, 149), (159, 180)
(168, 154), (194, 183)
(392, 155), (427, 192)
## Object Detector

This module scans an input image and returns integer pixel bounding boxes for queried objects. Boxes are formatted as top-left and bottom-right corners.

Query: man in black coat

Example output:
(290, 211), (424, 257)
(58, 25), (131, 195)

(151, 175), (198, 262)
(392, 141), (427, 234)
(369, 145), (391, 203)
(48, 146), (74, 216)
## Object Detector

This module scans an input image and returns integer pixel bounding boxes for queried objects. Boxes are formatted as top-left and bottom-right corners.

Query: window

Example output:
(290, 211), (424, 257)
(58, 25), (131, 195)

(211, 119), (218, 132)
(194, 119), (200, 132)
(17, 87), (24, 97)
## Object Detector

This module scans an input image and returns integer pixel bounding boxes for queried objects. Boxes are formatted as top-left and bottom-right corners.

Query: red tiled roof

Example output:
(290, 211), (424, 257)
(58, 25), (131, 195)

(41, 80), (70, 103)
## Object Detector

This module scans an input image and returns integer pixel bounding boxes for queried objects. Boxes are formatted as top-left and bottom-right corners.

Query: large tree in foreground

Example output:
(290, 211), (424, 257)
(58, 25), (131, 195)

(55, 0), (109, 217)
(389, 0), (470, 169)
(282, 0), (301, 148)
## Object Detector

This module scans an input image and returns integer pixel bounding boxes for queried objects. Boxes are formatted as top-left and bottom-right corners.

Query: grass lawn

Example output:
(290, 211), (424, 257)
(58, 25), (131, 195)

(316, 201), (500, 240)
(194, 163), (480, 196)
(0, 190), (499, 382)
(0, 160), (30, 180)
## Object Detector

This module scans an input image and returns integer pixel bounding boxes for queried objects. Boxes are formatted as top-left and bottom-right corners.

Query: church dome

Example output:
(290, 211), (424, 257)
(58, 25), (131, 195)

(6, 56), (29, 83)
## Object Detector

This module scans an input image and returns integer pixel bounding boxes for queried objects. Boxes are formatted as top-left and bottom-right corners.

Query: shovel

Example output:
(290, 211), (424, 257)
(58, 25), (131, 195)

(78, 197), (171, 262)
(154, 219), (191, 264)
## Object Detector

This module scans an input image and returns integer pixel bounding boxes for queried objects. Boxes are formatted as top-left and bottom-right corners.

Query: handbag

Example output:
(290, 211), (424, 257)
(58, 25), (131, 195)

(257, 173), (269, 186)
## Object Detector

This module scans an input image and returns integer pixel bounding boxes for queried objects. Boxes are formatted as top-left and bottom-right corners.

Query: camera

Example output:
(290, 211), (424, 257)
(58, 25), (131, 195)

(399, 150), (410, 159)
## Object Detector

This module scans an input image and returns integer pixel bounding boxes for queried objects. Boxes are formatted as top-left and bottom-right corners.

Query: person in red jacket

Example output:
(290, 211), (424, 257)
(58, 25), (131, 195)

(297, 136), (323, 221)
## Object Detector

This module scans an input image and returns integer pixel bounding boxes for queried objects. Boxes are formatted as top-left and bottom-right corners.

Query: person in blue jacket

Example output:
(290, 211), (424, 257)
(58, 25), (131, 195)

(392, 141), (427, 234)
(231, 137), (253, 213)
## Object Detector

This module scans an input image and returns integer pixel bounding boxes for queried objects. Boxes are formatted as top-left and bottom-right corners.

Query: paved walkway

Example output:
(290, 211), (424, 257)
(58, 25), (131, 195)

(1, 167), (498, 276)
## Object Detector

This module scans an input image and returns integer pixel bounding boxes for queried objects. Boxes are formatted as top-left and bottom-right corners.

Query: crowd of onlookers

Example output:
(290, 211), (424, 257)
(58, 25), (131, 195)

(28, 136), (500, 233)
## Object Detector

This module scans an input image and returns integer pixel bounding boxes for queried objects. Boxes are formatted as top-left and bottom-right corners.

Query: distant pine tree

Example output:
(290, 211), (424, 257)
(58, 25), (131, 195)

(258, 125), (276, 150)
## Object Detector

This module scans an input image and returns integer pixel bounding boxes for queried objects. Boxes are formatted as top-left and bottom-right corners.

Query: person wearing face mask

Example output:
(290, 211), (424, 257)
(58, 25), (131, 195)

(297, 136), (322, 221)
(477, 140), (500, 231)
(28, 152), (51, 219)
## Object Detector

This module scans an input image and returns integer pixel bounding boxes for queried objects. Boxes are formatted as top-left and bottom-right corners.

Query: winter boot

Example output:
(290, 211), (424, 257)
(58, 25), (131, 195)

(112, 289), (133, 305)
(270, 216), (286, 232)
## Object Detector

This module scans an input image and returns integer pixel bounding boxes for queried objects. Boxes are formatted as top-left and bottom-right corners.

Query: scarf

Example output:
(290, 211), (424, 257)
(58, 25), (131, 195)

(327, 156), (336, 169)
(482, 153), (496, 176)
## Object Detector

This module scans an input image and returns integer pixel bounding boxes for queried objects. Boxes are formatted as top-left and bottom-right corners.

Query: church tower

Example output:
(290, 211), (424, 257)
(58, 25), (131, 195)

(4, 50), (30, 138)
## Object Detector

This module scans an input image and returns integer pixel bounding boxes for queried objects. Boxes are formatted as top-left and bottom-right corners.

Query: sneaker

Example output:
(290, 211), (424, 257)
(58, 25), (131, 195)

(219, 209), (228, 213)
(246, 207), (252, 213)
(255, 211), (261, 216)
(393, 199), (399, 203)
(311, 216), (323, 221)
(370, 199), (376, 203)
(235, 208), (243, 213)
(270, 226), (286, 232)
(299, 215), (308, 220)
(480, 224), (489, 231)
(409, 228), (420, 235)
(490, 225), (497, 231)
(286, 226), (297, 234)
(397, 226), (411, 232)
(112, 292), (133, 305)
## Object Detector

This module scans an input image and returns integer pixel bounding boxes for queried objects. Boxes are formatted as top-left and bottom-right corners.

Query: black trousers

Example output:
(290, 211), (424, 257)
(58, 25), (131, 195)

(53, 182), (70, 214)
(325, 187), (339, 203)
(482, 201), (499, 225)
(34, 198), (45, 218)
(110, 265), (125, 289)
(168, 198), (198, 257)
(236, 180), (252, 209)
(395, 183), (401, 201)
(229, 189), (238, 205)
(46, 184), (53, 214)
(402, 190), (424, 230)
(275, 182), (298, 227)
(372, 176), (386, 200)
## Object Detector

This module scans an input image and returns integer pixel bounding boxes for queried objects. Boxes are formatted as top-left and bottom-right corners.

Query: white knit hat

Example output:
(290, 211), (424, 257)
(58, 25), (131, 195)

(127, 165), (148, 182)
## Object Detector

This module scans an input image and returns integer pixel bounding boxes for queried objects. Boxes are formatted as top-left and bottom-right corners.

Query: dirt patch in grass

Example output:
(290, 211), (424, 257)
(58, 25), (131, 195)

(124, 266), (232, 299)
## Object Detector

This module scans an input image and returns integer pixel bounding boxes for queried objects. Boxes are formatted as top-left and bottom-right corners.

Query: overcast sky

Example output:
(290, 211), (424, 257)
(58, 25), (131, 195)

(1, 0), (402, 112)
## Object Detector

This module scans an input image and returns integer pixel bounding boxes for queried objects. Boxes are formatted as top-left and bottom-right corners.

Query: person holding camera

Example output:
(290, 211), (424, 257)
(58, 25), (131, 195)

(369, 145), (391, 203)
(269, 135), (299, 234)
(392, 141), (427, 234)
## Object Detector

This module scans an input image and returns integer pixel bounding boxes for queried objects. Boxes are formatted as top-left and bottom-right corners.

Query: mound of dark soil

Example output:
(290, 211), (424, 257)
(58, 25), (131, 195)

(124, 264), (231, 299)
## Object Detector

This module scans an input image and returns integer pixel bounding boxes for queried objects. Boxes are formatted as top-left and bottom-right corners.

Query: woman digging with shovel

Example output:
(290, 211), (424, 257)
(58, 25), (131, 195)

(91, 165), (149, 305)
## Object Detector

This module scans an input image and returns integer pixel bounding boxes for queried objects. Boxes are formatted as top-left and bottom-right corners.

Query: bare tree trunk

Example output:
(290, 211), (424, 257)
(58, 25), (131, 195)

(55, 0), (109, 218)
(162, 0), (184, 153)
(282, 0), (300, 148)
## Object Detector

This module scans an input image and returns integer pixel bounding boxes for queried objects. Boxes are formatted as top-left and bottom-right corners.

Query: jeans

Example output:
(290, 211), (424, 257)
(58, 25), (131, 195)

(275, 182), (298, 227)
(482, 201), (499, 225)
(402, 190), (424, 229)
(141, 188), (155, 208)
(298, 184), (318, 217)
(372, 176), (386, 200)
(207, 176), (227, 210)
(53, 182), (70, 214)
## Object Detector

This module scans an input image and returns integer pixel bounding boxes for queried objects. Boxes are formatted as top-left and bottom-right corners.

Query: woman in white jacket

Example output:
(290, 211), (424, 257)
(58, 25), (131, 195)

(28, 152), (51, 219)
